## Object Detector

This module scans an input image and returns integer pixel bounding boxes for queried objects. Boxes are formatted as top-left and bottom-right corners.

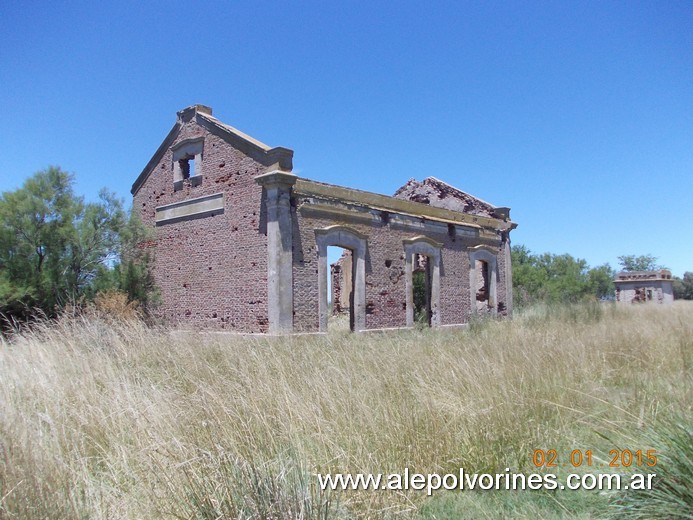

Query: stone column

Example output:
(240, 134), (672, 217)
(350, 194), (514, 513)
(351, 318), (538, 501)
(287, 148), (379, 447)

(404, 251), (415, 327)
(255, 171), (297, 333)
(503, 235), (513, 317)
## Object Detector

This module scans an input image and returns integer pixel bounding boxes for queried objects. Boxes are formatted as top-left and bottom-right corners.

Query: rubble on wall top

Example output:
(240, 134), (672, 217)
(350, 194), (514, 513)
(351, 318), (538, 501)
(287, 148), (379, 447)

(393, 177), (506, 219)
(614, 270), (672, 281)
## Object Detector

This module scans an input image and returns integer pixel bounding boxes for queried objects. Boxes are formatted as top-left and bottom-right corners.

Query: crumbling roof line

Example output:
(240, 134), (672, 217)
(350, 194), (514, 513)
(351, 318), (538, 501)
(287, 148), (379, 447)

(426, 176), (498, 209)
(294, 177), (516, 232)
(392, 176), (509, 220)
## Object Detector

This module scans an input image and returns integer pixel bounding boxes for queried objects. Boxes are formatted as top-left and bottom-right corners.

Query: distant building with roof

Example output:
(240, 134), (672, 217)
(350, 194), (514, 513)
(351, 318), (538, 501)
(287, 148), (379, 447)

(614, 270), (674, 304)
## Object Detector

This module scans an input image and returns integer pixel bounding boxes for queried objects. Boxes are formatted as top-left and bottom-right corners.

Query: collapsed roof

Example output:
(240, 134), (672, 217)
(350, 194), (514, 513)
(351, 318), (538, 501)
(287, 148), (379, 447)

(393, 177), (509, 220)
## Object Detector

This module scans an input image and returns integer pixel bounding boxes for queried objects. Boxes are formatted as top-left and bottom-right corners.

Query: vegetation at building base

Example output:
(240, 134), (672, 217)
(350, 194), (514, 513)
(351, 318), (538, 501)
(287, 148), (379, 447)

(0, 167), (155, 327)
(1, 302), (690, 518)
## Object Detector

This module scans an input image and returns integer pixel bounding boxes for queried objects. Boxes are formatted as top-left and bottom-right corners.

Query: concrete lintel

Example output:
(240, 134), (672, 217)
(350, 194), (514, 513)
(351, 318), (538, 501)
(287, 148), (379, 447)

(468, 243), (500, 254)
(171, 136), (205, 153)
(315, 224), (368, 243)
(171, 139), (204, 172)
(403, 235), (443, 249)
(155, 193), (224, 225)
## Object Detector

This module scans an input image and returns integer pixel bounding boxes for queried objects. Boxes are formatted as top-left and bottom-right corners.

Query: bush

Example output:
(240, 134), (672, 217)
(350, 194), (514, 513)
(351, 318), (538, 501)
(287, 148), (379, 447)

(607, 415), (692, 519)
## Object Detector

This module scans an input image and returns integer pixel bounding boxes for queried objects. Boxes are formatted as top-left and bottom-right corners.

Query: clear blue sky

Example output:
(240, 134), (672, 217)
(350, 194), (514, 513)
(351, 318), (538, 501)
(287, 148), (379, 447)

(1, 1), (691, 275)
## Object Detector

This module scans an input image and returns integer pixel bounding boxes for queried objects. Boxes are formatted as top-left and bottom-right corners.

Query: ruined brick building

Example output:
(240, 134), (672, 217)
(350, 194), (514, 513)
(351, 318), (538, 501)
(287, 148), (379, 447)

(614, 270), (674, 304)
(132, 105), (517, 333)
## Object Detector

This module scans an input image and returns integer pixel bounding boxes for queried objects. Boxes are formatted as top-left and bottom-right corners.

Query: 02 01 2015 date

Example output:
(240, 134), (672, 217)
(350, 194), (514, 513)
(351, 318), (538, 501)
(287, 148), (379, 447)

(532, 449), (657, 468)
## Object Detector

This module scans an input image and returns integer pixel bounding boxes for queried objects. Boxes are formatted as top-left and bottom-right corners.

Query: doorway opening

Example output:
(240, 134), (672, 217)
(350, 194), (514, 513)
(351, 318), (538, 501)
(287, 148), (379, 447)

(328, 246), (354, 331)
(475, 259), (490, 312)
(413, 253), (432, 326)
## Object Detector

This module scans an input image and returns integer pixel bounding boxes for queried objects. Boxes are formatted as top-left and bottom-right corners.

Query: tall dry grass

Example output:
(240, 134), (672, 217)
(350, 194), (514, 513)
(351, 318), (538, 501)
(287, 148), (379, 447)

(0, 302), (690, 518)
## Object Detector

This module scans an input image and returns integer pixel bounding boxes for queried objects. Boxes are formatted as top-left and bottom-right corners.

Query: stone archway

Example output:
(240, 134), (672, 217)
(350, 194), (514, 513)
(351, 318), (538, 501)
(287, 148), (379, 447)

(403, 236), (442, 327)
(468, 247), (498, 315)
(316, 226), (367, 332)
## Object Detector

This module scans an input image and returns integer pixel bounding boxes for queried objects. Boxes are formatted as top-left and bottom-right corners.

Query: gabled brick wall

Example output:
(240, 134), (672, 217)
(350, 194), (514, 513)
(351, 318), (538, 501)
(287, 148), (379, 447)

(133, 111), (273, 332)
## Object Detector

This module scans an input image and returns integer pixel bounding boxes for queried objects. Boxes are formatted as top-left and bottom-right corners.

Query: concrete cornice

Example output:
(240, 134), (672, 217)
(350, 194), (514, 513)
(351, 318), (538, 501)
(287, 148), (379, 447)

(614, 269), (673, 283)
(197, 112), (293, 171)
(177, 104), (213, 121)
(254, 170), (298, 188)
(294, 178), (516, 232)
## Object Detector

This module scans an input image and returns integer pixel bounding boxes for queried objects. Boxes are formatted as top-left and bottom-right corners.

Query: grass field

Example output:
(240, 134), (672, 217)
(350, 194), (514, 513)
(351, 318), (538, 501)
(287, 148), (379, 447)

(1, 302), (691, 518)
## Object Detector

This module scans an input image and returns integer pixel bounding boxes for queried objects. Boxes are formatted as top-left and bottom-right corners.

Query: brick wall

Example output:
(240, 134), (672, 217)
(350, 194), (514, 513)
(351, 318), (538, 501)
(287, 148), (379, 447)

(291, 201), (504, 332)
(133, 120), (271, 332)
(134, 109), (513, 333)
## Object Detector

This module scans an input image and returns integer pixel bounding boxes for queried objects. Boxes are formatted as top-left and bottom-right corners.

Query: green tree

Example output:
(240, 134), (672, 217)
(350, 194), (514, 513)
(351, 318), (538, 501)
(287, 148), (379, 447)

(0, 167), (154, 322)
(412, 270), (428, 324)
(90, 210), (158, 308)
(511, 244), (548, 307)
(587, 263), (615, 299)
(617, 254), (664, 272)
(511, 245), (615, 307)
(673, 272), (693, 300)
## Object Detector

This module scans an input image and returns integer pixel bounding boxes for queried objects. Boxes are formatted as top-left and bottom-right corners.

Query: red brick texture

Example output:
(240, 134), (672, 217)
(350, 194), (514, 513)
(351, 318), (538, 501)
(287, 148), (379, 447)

(292, 207), (509, 332)
(133, 119), (271, 332)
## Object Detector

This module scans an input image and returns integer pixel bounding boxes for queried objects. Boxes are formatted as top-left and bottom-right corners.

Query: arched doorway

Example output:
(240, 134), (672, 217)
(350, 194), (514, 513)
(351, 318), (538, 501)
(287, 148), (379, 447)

(404, 237), (442, 327)
(468, 247), (498, 315)
(316, 226), (367, 332)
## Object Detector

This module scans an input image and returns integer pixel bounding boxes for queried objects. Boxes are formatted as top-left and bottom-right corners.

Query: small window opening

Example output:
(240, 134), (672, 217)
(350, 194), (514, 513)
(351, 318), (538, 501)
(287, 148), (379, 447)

(179, 156), (195, 179)
(171, 138), (204, 189)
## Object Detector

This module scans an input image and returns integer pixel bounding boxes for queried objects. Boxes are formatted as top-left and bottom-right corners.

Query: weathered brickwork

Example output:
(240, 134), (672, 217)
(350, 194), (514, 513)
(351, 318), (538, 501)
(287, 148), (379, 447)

(292, 211), (414, 330)
(293, 205), (509, 331)
(132, 106), (291, 332)
(614, 270), (674, 305)
(133, 105), (517, 333)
